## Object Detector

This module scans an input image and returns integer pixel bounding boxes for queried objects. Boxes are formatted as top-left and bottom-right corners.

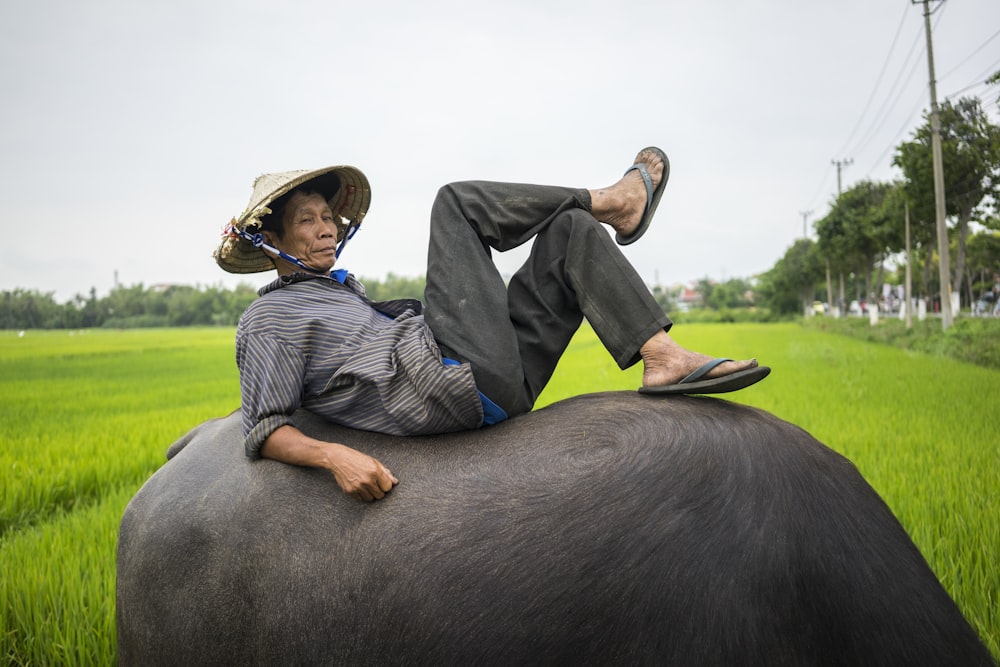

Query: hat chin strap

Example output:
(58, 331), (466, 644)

(226, 220), (362, 275)
(335, 219), (362, 260)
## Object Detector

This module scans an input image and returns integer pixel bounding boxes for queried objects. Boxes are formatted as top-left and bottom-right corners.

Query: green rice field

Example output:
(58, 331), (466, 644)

(2, 323), (998, 664)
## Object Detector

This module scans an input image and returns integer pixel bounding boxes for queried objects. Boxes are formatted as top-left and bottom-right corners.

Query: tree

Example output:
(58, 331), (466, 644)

(757, 239), (824, 316)
(843, 181), (903, 299)
(0, 289), (76, 329)
(814, 180), (904, 310)
(694, 277), (715, 310)
(359, 273), (426, 301)
(106, 284), (151, 320)
(705, 278), (753, 310)
(892, 97), (1000, 304)
(965, 230), (1000, 299)
(650, 284), (676, 313)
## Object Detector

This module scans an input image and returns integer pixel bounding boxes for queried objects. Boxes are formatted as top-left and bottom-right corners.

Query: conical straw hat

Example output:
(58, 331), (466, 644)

(215, 165), (371, 274)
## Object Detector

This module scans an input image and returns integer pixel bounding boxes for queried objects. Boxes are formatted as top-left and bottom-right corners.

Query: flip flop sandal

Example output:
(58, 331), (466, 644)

(639, 359), (771, 395)
(615, 146), (670, 246)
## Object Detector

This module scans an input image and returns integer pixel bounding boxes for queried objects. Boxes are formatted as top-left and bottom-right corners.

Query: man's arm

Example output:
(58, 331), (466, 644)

(260, 425), (398, 502)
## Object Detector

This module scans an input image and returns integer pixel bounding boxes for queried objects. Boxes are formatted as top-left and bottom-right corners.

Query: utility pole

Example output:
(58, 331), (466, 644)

(799, 209), (815, 317)
(829, 159), (852, 317)
(905, 202), (913, 328)
(799, 210), (813, 239)
(914, 0), (952, 329)
(832, 158), (853, 194)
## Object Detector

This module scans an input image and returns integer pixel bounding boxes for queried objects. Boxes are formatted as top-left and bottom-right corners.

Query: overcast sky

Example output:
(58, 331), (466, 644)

(2, 0), (998, 302)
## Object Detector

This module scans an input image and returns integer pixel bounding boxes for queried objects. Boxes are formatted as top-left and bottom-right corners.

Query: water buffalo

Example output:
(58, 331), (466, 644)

(116, 392), (994, 666)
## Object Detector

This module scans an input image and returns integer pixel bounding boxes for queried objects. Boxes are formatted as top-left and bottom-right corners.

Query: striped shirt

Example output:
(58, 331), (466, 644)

(235, 272), (484, 458)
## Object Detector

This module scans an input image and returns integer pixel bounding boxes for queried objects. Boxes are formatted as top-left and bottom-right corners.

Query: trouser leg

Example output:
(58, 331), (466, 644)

(424, 181), (670, 417)
(509, 208), (671, 385)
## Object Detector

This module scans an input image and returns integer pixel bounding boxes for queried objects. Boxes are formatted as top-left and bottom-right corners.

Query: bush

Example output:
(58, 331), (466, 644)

(803, 315), (1000, 370)
(669, 307), (783, 325)
(101, 315), (170, 329)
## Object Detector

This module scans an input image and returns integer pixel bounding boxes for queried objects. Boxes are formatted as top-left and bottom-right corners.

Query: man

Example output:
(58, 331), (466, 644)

(215, 147), (769, 501)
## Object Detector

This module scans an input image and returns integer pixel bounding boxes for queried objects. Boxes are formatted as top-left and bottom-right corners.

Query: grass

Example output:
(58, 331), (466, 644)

(1, 329), (241, 538)
(2, 324), (998, 663)
(1, 328), (241, 665)
(803, 314), (1000, 370)
(1, 486), (128, 664)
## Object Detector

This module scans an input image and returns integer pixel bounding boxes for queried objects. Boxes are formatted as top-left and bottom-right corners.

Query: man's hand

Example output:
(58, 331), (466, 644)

(325, 442), (398, 501)
(260, 425), (398, 501)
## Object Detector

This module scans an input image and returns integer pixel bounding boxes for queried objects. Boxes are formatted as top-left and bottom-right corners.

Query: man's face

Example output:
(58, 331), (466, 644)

(266, 191), (339, 274)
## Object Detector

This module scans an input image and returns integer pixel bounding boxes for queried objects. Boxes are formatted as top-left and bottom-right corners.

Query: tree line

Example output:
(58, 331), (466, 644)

(756, 96), (1000, 317)
(1, 274), (429, 330)
(1, 284), (260, 330)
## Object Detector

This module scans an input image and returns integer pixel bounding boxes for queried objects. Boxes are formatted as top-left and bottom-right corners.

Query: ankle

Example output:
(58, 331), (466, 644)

(588, 186), (623, 223)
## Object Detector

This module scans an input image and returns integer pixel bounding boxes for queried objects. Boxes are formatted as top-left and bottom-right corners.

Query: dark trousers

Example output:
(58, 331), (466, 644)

(424, 181), (671, 418)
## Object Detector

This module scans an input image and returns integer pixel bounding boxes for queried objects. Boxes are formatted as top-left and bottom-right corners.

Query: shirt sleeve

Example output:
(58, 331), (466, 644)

(235, 329), (308, 459)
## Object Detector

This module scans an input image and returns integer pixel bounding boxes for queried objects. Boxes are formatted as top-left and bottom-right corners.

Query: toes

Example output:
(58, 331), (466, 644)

(634, 149), (664, 184)
(712, 359), (757, 378)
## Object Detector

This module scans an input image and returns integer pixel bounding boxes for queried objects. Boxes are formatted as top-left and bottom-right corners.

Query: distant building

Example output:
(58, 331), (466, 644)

(148, 283), (181, 293)
(674, 285), (703, 312)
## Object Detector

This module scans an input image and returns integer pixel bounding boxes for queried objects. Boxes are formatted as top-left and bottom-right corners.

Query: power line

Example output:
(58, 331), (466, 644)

(804, 163), (834, 213)
(815, 9), (932, 206)
(863, 86), (929, 175)
(845, 7), (950, 161)
(865, 35), (1000, 175)
(846, 43), (927, 159)
(945, 78), (996, 102)
(943, 57), (1000, 100)
(831, 3), (911, 159)
(939, 27), (1000, 80)
(808, 1), (996, 218)
(838, 15), (925, 159)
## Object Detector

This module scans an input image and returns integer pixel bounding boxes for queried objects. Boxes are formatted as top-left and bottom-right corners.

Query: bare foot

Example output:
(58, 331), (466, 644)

(640, 330), (758, 388)
(589, 148), (666, 238)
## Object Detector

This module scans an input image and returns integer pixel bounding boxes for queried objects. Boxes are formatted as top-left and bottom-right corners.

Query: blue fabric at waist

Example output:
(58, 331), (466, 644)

(441, 357), (508, 426)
